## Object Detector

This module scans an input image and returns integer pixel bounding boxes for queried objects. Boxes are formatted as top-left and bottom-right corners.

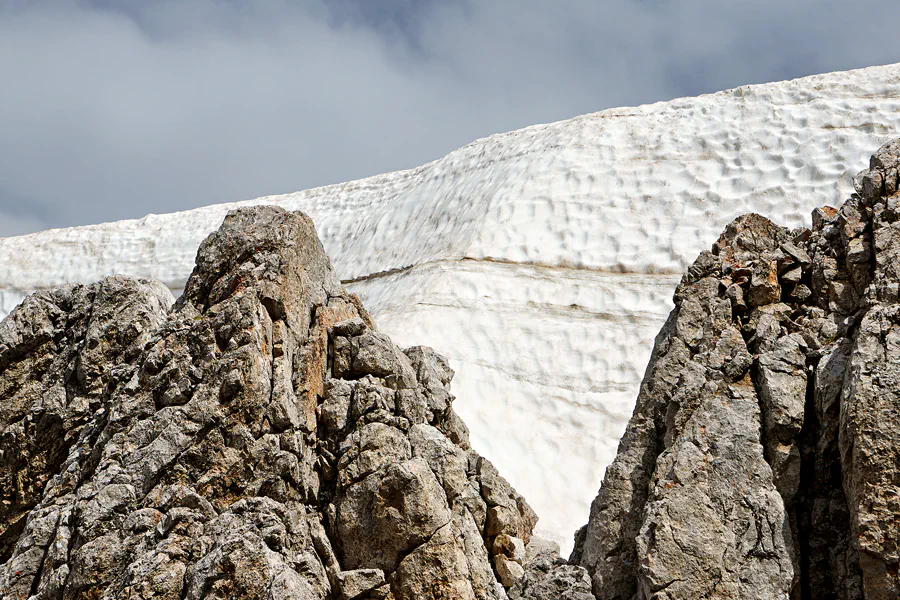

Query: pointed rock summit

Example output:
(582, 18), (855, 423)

(0, 207), (586, 599)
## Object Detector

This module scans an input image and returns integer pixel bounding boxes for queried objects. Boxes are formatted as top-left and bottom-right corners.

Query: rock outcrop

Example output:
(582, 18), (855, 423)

(5, 141), (900, 600)
(0, 207), (586, 599)
(572, 140), (900, 599)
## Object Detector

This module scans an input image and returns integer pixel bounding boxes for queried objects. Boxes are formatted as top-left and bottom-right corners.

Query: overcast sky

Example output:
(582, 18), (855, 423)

(2, 0), (900, 236)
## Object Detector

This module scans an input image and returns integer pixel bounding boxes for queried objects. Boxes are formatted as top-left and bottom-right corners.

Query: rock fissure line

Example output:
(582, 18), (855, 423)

(795, 356), (818, 600)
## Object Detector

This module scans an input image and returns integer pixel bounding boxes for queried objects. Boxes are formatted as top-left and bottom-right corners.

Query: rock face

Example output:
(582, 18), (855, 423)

(0, 207), (587, 599)
(5, 142), (900, 600)
(572, 141), (900, 599)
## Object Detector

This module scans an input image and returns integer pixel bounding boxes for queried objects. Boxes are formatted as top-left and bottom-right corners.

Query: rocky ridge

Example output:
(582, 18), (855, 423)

(0, 207), (588, 599)
(4, 139), (900, 599)
(5, 63), (900, 553)
(571, 140), (900, 599)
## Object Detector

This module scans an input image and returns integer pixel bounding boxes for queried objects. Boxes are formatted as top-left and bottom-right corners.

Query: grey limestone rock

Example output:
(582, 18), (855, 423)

(573, 139), (900, 599)
(508, 537), (593, 600)
(0, 206), (537, 600)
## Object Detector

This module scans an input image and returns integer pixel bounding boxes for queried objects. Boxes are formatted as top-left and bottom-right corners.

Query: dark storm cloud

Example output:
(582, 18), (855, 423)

(2, 0), (900, 236)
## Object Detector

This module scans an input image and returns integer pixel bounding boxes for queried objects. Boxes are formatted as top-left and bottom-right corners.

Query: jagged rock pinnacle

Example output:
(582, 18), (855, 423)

(572, 140), (900, 599)
(0, 206), (586, 599)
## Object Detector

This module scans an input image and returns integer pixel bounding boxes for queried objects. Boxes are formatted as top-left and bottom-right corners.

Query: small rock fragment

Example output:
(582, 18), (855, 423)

(334, 569), (386, 600)
(495, 554), (526, 588)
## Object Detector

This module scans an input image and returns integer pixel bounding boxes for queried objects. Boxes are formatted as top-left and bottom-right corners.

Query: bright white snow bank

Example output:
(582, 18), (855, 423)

(3, 63), (900, 552)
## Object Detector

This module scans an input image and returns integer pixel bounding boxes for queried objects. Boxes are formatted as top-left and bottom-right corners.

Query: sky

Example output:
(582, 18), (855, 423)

(2, 0), (900, 236)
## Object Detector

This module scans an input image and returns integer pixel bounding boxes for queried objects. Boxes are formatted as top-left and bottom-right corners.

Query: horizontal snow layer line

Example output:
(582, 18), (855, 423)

(0, 257), (682, 304)
(339, 256), (687, 284)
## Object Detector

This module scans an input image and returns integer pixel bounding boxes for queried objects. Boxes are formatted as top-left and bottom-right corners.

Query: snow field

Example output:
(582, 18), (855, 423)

(3, 62), (900, 550)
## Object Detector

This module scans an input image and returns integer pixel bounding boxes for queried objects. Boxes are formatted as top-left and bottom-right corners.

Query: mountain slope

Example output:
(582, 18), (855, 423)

(3, 63), (900, 548)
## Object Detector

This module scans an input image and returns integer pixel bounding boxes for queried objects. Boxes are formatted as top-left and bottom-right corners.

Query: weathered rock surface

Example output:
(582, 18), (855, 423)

(0, 207), (586, 599)
(572, 141), (900, 599)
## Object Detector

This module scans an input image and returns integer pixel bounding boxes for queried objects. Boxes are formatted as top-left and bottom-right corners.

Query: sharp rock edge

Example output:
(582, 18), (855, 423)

(571, 139), (900, 599)
(0, 206), (591, 599)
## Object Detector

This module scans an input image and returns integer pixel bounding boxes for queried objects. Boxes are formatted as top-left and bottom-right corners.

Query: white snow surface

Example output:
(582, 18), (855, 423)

(3, 63), (900, 553)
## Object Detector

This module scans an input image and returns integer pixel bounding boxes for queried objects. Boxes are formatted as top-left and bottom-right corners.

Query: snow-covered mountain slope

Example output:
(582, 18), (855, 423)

(3, 63), (900, 551)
